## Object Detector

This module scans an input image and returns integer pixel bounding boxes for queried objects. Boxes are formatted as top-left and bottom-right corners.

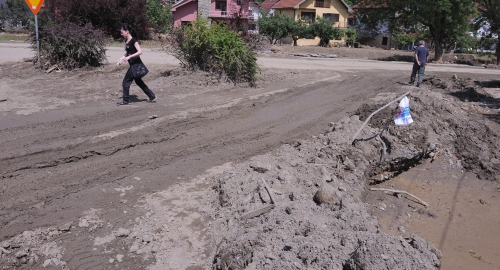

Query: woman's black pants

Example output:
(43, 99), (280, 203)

(122, 66), (155, 102)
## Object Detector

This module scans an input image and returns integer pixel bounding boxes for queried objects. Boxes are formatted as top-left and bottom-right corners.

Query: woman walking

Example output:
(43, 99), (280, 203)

(117, 25), (156, 105)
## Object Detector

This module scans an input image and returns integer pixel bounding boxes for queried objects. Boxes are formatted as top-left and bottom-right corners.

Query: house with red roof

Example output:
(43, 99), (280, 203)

(260, 0), (351, 46)
(172, 0), (255, 28)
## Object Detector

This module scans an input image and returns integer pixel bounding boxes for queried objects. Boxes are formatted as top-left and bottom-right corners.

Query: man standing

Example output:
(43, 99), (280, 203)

(409, 40), (429, 87)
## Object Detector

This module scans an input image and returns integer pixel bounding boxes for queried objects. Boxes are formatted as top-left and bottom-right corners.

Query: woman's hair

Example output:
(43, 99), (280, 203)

(121, 25), (139, 41)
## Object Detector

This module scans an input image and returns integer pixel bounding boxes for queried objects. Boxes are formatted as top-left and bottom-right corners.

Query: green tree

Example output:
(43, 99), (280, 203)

(392, 32), (416, 50)
(257, 11), (296, 44)
(0, 0), (31, 30)
(309, 17), (343, 47)
(145, 0), (173, 34)
(289, 19), (309, 46)
(343, 29), (359, 47)
(473, 0), (500, 61)
(358, 0), (477, 61)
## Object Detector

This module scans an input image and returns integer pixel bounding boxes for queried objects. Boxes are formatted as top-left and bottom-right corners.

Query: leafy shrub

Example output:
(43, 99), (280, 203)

(343, 29), (359, 47)
(167, 18), (259, 84)
(393, 32), (417, 50)
(29, 20), (107, 69)
(309, 17), (343, 47)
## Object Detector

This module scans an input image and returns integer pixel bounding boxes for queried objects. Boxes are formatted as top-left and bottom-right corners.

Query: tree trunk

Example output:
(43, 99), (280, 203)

(496, 36), (500, 65)
(434, 39), (444, 62)
(432, 16), (445, 62)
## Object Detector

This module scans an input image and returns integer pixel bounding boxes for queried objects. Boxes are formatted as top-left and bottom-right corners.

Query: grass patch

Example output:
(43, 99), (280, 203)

(0, 33), (29, 42)
(469, 250), (485, 262)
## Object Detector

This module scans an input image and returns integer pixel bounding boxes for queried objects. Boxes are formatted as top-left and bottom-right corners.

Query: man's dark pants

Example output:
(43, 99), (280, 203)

(410, 62), (425, 85)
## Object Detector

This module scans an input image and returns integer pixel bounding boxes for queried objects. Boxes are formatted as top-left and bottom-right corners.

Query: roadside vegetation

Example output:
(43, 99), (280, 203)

(28, 20), (107, 69)
(166, 18), (259, 84)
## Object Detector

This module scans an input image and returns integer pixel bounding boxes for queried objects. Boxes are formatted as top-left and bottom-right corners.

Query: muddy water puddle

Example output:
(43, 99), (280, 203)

(366, 158), (500, 270)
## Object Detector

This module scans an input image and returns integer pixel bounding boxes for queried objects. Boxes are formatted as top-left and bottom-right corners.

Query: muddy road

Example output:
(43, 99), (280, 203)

(1, 45), (500, 269)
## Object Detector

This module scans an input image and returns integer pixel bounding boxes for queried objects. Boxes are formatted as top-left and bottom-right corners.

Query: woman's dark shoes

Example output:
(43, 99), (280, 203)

(147, 95), (156, 103)
(117, 101), (130, 106)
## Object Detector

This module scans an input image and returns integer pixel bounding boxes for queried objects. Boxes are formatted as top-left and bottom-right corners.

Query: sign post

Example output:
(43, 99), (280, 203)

(25, 0), (45, 65)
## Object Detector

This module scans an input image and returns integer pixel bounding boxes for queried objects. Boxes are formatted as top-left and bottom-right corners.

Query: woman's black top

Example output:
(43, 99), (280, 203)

(125, 38), (142, 64)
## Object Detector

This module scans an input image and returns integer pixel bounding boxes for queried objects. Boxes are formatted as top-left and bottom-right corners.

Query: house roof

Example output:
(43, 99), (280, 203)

(172, 0), (196, 11)
(261, 0), (280, 11)
(265, 0), (351, 11)
(272, 0), (304, 9)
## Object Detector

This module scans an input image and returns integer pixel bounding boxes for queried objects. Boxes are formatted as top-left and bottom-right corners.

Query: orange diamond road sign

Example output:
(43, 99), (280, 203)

(25, 0), (45, 15)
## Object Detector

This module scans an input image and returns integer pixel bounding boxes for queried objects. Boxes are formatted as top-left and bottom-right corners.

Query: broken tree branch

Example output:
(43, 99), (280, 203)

(376, 134), (386, 163)
(370, 187), (428, 207)
(45, 65), (60, 74)
(240, 205), (275, 220)
(261, 178), (276, 204)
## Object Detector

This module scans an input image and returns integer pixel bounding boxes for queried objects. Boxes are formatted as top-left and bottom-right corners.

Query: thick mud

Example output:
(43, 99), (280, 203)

(0, 56), (499, 269)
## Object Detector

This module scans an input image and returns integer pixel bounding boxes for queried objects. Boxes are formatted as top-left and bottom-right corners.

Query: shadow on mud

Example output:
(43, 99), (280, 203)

(378, 55), (414, 62)
(448, 79), (500, 124)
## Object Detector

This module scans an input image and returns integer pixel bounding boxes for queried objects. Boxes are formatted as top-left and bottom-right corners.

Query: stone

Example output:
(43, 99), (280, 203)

(115, 228), (130, 237)
(313, 184), (340, 205)
(43, 259), (52, 267)
(58, 222), (72, 231)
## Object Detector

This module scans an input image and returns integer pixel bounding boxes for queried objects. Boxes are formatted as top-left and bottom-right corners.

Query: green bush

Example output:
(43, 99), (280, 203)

(309, 17), (343, 47)
(168, 19), (259, 84)
(29, 20), (107, 69)
(146, 0), (173, 34)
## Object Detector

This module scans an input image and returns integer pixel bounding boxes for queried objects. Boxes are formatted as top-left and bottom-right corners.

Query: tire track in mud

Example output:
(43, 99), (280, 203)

(0, 70), (408, 267)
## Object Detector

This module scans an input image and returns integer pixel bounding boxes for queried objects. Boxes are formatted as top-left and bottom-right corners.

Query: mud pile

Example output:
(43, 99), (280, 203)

(208, 116), (441, 269)
(207, 81), (499, 269)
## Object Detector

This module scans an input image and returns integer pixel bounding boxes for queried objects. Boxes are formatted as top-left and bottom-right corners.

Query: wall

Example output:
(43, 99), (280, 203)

(173, 1), (198, 27)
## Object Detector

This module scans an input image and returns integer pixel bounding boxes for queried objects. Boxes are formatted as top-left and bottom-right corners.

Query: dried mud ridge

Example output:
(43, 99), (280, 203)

(1, 75), (499, 269)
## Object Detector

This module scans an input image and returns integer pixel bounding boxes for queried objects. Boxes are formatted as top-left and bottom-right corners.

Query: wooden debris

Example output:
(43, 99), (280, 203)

(261, 178), (276, 204)
(239, 178), (280, 220)
(370, 187), (428, 207)
(46, 65), (59, 74)
(239, 205), (275, 220)
(376, 134), (386, 162)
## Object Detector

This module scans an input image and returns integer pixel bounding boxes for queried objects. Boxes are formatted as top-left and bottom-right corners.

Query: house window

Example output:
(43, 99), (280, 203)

(382, 37), (388, 46)
(323, 13), (339, 22)
(216, 0), (227, 11)
(248, 24), (256, 30)
(314, 0), (330, 8)
(301, 12), (315, 23)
